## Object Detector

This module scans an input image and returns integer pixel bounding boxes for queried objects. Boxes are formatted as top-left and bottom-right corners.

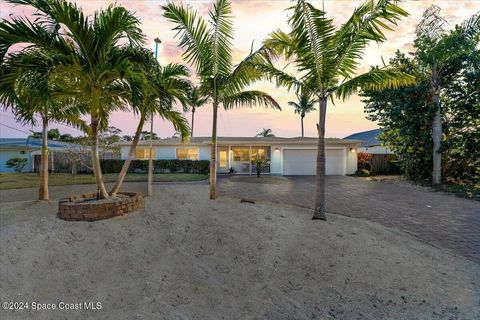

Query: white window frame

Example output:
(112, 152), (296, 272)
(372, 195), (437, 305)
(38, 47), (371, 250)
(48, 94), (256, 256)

(175, 147), (200, 160)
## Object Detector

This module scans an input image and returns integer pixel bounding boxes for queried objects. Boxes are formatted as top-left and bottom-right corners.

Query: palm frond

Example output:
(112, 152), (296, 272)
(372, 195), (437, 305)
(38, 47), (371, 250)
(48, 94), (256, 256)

(289, 0), (336, 89)
(93, 3), (145, 56)
(209, 0), (233, 78)
(158, 109), (190, 142)
(333, 0), (409, 79)
(162, 2), (212, 76)
(222, 90), (281, 110)
(335, 68), (416, 100)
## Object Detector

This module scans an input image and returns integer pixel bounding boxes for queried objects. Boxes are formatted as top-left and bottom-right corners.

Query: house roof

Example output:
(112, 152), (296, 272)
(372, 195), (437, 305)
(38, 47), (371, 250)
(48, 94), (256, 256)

(116, 136), (362, 146)
(0, 138), (79, 149)
(343, 129), (383, 147)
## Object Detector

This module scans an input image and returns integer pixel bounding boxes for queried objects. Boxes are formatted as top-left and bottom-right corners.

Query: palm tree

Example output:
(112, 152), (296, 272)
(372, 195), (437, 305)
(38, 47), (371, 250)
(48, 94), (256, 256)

(262, 0), (415, 220)
(163, 0), (281, 200)
(186, 86), (209, 137)
(256, 128), (275, 137)
(288, 92), (316, 138)
(109, 48), (191, 196)
(0, 49), (80, 200)
(0, 0), (145, 199)
(415, 6), (480, 185)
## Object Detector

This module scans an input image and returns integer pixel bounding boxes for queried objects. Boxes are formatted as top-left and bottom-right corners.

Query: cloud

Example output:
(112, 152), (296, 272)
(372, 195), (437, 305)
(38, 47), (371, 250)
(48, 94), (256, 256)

(2, 0), (476, 139)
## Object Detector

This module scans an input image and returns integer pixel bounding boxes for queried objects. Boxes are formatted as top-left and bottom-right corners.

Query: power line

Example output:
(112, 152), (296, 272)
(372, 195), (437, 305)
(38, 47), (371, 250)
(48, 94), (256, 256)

(0, 111), (82, 135)
(0, 122), (30, 134)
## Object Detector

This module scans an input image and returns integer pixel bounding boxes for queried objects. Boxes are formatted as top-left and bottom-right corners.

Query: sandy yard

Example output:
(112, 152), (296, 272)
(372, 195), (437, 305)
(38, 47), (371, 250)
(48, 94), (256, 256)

(0, 184), (479, 320)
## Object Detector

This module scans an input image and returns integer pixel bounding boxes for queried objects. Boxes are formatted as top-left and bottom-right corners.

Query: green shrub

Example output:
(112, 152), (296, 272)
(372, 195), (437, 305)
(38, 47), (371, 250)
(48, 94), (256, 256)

(6, 157), (28, 172)
(355, 169), (370, 177)
(100, 159), (209, 174)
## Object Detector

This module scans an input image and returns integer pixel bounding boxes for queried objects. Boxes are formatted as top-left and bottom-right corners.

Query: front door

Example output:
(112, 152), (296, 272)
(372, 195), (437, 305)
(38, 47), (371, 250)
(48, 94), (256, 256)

(217, 147), (229, 173)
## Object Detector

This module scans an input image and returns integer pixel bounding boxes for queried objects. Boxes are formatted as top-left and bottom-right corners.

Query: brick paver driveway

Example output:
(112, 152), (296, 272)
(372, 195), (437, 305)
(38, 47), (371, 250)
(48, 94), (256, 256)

(218, 176), (480, 264)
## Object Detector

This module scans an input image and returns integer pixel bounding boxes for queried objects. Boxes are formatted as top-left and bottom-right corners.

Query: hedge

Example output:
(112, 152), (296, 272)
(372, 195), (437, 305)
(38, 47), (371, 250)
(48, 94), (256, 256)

(100, 159), (209, 174)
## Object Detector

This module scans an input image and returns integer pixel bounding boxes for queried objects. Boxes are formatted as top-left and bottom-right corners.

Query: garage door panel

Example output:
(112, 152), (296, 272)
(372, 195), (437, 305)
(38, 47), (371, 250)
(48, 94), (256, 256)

(283, 149), (345, 175)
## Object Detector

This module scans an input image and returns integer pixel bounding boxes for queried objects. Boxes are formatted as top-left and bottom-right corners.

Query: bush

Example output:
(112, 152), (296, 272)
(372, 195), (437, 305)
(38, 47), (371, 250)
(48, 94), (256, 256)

(6, 157), (28, 172)
(168, 159), (181, 173)
(355, 169), (370, 177)
(357, 152), (372, 171)
(100, 159), (209, 174)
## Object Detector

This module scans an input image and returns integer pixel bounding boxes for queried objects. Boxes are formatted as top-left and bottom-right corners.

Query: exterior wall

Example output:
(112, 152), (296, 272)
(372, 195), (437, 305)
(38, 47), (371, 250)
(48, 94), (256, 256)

(0, 149), (32, 172)
(270, 145), (282, 175)
(119, 142), (359, 176)
(346, 148), (358, 175)
(358, 146), (393, 154)
(156, 146), (176, 159)
(198, 146), (211, 161)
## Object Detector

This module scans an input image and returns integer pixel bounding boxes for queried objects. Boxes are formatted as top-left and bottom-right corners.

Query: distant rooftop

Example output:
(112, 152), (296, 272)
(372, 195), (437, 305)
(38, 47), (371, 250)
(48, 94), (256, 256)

(117, 136), (362, 146)
(0, 138), (78, 149)
(344, 129), (383, 147)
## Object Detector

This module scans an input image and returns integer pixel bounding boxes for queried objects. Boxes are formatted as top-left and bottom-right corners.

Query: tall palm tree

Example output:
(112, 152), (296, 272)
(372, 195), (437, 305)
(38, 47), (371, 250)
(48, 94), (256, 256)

(0, 0), (145, 199)
(0, 49), (80, 201)
(256, 128), (275, 137)
(163, 0), (281, 200)
(186, 86), (209, 137)
(288, 92), (316, 138)
(109, 48), (191, 196)
(262, 0), (415, 220)
(415, 7), (480, 185)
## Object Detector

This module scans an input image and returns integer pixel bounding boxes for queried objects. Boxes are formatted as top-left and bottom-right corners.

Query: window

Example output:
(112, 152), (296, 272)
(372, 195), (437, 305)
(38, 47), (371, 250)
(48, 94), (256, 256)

(176, 148), (199, 160)
(135, 148), (155, 160)
(232, 148), (250, 161)
(251, 147), (269, 161)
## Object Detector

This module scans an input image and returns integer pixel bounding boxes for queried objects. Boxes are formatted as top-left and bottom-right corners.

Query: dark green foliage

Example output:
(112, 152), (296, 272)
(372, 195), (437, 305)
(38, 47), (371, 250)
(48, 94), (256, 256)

(355, 169), (370, 177)
(6, 157), (28, 172)
(100, 159), (209, 174)
(363, 51), (434, 181)
(363, 48), (479, 185)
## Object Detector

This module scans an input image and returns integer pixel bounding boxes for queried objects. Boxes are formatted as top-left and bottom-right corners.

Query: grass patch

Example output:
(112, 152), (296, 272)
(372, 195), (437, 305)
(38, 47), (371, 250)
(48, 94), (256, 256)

(0, 173), (208, 190)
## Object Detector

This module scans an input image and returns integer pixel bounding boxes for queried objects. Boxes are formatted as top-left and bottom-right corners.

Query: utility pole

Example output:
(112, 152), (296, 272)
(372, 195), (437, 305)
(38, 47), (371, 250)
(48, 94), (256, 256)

(148, 37), (161, 196)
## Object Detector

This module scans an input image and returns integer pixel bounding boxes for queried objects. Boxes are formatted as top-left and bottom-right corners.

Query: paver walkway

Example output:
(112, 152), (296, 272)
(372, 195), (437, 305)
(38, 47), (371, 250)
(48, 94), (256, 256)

(1, 176), (478, 264)
(218, 176), (480, 264)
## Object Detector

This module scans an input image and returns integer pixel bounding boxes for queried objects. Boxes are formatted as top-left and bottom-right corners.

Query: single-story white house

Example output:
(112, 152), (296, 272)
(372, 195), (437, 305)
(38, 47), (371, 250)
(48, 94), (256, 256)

(0, 138), (81, 173)
(344, 129), (394, 155)
(117, 136), (361, 176)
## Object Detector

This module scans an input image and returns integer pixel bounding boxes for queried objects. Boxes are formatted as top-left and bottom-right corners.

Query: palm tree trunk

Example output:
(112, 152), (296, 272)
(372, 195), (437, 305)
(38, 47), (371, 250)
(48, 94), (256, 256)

(90, 118), (109, 199)
(209, 100), (218, 200)
(110, 114), (146, 196)
(38, 116), (49, 200)
(301, 114), (304, 138)
(431, 71), (442, 185)
(90, 87), (109, 199)
(147, 114), (154, 196)
(313, 97), (327, 220)
(191, 107), (195, 137)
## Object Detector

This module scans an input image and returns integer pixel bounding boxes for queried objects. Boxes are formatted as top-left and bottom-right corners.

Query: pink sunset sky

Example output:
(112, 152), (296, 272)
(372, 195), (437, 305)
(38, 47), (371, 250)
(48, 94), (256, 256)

(0, 0), (477, 139)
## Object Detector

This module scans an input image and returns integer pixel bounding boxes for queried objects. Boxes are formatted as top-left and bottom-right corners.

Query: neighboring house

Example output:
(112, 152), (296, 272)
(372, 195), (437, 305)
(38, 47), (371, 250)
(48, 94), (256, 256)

(344, 129), (393, 154)
(0, 138), (80, 173)
(116, 136), (361, 176)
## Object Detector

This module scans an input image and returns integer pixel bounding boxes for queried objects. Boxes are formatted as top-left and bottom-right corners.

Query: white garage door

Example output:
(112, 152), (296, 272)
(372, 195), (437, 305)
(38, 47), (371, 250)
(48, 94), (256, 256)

(282, 149), (345, 175)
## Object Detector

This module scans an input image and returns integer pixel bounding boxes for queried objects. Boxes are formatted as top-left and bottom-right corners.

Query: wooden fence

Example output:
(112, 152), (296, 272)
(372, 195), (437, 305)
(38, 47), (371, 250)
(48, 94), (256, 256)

(33, 151), (119, 174)
(368, 154), (398, 175)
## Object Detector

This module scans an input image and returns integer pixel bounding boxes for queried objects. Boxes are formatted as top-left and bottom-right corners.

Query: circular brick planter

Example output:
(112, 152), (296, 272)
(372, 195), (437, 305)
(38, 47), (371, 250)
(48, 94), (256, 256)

(58, 192), (144, 221)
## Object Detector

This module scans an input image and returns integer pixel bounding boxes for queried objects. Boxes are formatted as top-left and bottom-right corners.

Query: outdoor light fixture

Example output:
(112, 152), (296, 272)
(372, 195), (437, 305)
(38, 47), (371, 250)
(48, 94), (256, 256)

(275, 147), (280, 152)
(349, 148), (356, 153)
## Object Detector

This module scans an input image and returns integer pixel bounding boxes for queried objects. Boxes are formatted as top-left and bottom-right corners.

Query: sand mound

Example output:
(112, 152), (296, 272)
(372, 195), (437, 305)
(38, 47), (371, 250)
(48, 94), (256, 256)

(1, 185), (478, 319)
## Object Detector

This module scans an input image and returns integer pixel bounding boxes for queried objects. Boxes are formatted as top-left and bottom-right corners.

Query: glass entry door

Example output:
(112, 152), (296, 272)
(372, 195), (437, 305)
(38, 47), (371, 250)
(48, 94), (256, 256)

(217, 147), (229, 173)
(231, 147), (250, 174)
